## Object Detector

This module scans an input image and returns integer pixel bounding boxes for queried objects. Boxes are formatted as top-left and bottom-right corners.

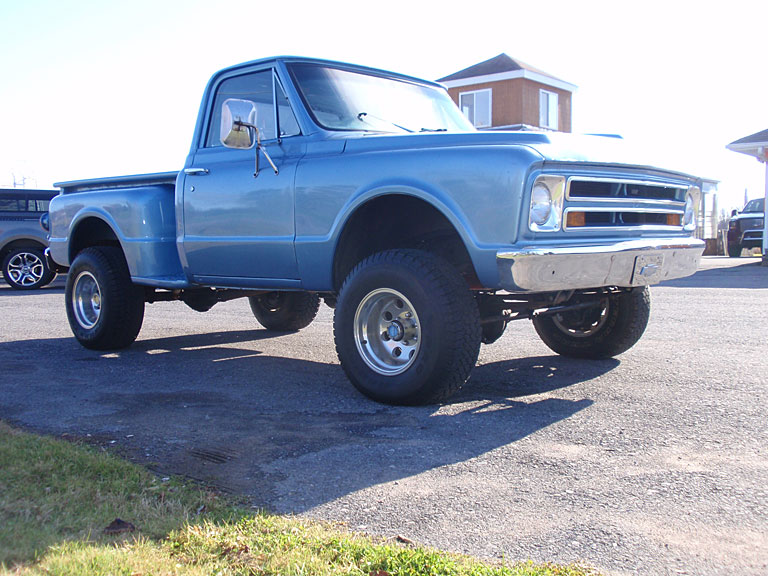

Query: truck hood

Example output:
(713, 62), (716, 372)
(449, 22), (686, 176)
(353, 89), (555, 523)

(731, 212), (765, 222)
(342, 130), (697, 179)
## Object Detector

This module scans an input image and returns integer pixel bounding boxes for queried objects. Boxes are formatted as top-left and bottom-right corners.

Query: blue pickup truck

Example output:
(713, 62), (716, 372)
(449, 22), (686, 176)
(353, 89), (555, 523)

(47, 56), (704, 404)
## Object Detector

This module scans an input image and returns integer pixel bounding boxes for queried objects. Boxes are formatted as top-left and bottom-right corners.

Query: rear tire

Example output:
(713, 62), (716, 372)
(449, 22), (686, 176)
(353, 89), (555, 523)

(248, 291), (320, 331)
(334, 249), (481, 405)
(65, 246), (145, 350)
(532, 287), (650, 359)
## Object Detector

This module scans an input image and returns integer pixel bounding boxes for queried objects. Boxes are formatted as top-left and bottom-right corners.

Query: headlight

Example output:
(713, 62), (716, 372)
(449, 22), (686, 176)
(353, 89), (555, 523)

(530, 183), (552, 226)
(683, 187), (699, 232)
(529, 175), (565, 232)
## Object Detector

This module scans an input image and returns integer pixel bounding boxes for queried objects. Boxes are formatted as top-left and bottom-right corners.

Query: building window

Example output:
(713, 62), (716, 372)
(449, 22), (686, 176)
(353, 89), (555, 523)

(459, 89), (492, 128)
(539, 90), (559, 130)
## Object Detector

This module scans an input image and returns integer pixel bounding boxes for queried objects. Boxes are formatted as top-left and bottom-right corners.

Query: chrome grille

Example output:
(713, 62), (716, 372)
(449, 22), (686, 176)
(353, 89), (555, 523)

(567, 178), (686, 202)
(564, 177), (690, 232)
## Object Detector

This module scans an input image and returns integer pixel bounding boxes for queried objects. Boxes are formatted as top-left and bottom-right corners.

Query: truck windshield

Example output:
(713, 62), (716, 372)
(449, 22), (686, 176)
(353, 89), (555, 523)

(287, 63), (475, 133)
(742, 198), (764, 213)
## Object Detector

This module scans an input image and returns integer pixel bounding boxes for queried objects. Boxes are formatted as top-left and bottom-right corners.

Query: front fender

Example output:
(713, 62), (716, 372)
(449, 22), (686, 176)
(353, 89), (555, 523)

(294, 144), (540, 290)
(334, 180), (476, 254)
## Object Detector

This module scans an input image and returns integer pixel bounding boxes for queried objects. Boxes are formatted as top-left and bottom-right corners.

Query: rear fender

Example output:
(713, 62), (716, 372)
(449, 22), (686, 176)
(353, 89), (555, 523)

(51, 185), (184, 281)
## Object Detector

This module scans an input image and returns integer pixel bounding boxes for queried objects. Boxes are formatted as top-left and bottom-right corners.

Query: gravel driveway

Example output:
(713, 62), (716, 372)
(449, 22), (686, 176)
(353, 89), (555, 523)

(1, 256), (766, 575)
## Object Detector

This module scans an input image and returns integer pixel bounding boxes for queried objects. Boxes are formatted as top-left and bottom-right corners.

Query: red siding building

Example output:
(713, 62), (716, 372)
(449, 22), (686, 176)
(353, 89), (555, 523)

(438, 54), (576, 132)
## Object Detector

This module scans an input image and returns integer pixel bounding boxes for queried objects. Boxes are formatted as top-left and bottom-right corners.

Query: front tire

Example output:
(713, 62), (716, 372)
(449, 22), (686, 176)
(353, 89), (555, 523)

(532, 287), (650, 359)
(727, 242), (742, 258)
(2, 247), (55, 290)
(65, 247), (145, 350)
(248, 291), (320, 331)
(334, 249), (481, 405)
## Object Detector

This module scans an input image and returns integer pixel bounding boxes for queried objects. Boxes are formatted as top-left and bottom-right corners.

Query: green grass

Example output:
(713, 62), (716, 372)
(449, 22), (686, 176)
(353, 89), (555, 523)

(0, 422), (600, 575)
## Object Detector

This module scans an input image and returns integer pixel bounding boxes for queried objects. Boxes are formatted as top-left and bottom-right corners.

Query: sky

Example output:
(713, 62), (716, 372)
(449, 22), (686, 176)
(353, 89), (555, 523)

(1, 0), (767, 211)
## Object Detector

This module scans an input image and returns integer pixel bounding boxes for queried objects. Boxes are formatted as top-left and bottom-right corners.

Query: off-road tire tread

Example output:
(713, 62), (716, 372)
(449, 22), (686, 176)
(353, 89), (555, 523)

(532, 287), (651, 359)
(334, 249), (481, 405)
(65, 246), (144, 350)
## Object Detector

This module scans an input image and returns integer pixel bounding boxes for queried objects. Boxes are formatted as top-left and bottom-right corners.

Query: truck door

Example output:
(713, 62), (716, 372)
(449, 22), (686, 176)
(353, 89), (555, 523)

(181, 69), (304, 285)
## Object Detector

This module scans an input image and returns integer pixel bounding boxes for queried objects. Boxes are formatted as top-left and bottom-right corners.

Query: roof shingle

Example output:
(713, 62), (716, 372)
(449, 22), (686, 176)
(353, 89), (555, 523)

(437, 53), (564, 83)
(728, 129), (768, 147)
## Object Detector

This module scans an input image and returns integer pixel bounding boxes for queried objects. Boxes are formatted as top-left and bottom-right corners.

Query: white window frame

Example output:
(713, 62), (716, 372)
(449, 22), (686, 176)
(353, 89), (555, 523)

(539, 89), (559, 130)
(459, 88), (492, 128)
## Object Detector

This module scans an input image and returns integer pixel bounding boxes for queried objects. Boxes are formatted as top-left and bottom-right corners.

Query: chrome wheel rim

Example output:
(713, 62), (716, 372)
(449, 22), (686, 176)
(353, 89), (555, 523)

(354, 288), (421, 376)
(72, 271), (102, 329)
(6, 252), (45, 287)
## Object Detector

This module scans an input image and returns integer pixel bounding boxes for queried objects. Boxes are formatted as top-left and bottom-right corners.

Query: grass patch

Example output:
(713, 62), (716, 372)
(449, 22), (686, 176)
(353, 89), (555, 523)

(0, 421), (600, 575)
(0, 421), (230, 566)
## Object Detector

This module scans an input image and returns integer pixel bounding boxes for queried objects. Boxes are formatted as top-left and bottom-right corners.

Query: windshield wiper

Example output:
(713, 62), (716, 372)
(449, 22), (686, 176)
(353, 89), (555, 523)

(419, 127), (447, 132)
(357, 112), (414, 133)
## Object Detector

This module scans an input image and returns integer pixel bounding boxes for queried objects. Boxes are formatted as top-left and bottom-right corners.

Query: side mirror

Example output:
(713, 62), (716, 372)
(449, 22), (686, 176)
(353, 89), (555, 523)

(221, 98), (257, 149)
(731, 209), (738, 217)
(219, 98), (279, 176)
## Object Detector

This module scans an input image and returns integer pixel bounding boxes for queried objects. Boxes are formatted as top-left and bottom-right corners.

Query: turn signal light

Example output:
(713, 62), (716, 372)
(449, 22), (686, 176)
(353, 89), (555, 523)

(667, 214), (682, 226)
(566, 211), (586, 228)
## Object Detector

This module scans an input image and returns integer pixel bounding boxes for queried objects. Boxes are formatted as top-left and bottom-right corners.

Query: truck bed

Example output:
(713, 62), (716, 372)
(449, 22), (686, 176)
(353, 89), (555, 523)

(49, 171), (185, 286)
(55, 171), (179, 194)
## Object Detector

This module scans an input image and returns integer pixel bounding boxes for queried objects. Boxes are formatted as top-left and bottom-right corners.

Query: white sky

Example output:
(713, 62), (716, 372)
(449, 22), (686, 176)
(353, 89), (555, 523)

(1, 0), (766, 210)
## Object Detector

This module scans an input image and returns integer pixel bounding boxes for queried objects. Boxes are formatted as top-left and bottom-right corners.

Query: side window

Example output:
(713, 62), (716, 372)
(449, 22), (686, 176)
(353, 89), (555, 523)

(34, 199), (51, 212)
(0, 196), (26, 212)
(206, 70), (301, 147)
(207, 70), (275, 147)
(276, 80), (300, 138)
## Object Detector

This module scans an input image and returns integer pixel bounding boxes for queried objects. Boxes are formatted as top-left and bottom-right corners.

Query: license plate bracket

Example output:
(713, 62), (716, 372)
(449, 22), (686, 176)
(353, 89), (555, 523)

(631, 253), (665, 285)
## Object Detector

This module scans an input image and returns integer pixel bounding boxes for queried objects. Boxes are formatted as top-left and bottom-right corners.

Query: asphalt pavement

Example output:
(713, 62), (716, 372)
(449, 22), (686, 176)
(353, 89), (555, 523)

(1, 256), (766, 575)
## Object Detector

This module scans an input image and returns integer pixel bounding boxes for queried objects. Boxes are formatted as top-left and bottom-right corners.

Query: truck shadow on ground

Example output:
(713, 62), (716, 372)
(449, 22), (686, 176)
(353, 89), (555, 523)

(0, 329), (615, 513)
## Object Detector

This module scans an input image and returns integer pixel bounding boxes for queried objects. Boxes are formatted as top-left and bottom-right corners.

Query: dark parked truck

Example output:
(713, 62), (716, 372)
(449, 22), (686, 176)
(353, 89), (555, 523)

(727, 198), (764, 257)
(47, 57), (704, 404)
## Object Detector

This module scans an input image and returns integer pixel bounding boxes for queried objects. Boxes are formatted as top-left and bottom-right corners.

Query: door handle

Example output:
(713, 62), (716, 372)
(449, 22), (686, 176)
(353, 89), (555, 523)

(183, 168), (209, 175)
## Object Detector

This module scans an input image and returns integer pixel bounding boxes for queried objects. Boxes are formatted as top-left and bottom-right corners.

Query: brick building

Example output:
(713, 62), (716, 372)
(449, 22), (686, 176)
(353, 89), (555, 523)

(438, 53), (576, 132)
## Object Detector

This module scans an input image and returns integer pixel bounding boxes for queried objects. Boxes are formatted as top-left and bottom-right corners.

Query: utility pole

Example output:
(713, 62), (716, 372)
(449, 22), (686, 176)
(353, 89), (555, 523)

(12, 174), (27, 189)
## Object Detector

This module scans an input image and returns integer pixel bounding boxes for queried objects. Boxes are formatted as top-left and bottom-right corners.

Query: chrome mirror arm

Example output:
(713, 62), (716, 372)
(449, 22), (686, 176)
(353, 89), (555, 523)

(234, 121), (279, 177)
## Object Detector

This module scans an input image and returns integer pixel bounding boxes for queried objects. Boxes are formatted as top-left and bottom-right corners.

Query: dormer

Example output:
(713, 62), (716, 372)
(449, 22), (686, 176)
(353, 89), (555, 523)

(438, 54), (576, 132)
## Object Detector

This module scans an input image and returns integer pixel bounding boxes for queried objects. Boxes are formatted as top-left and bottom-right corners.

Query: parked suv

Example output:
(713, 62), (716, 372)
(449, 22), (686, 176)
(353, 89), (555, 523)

(0, 188), (58, 289)
(727, 198), (765, 257)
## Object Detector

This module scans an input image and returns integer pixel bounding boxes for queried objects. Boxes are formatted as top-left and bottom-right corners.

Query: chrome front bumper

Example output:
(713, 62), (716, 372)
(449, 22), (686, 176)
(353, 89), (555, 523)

(497, 238), (704, 292)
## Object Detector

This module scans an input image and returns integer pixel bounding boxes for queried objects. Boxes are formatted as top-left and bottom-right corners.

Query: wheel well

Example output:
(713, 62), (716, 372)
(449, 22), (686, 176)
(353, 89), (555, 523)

(69, 217), (121, 262)
(333, 194), (478, 291)
(1, 239), (46, 260)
